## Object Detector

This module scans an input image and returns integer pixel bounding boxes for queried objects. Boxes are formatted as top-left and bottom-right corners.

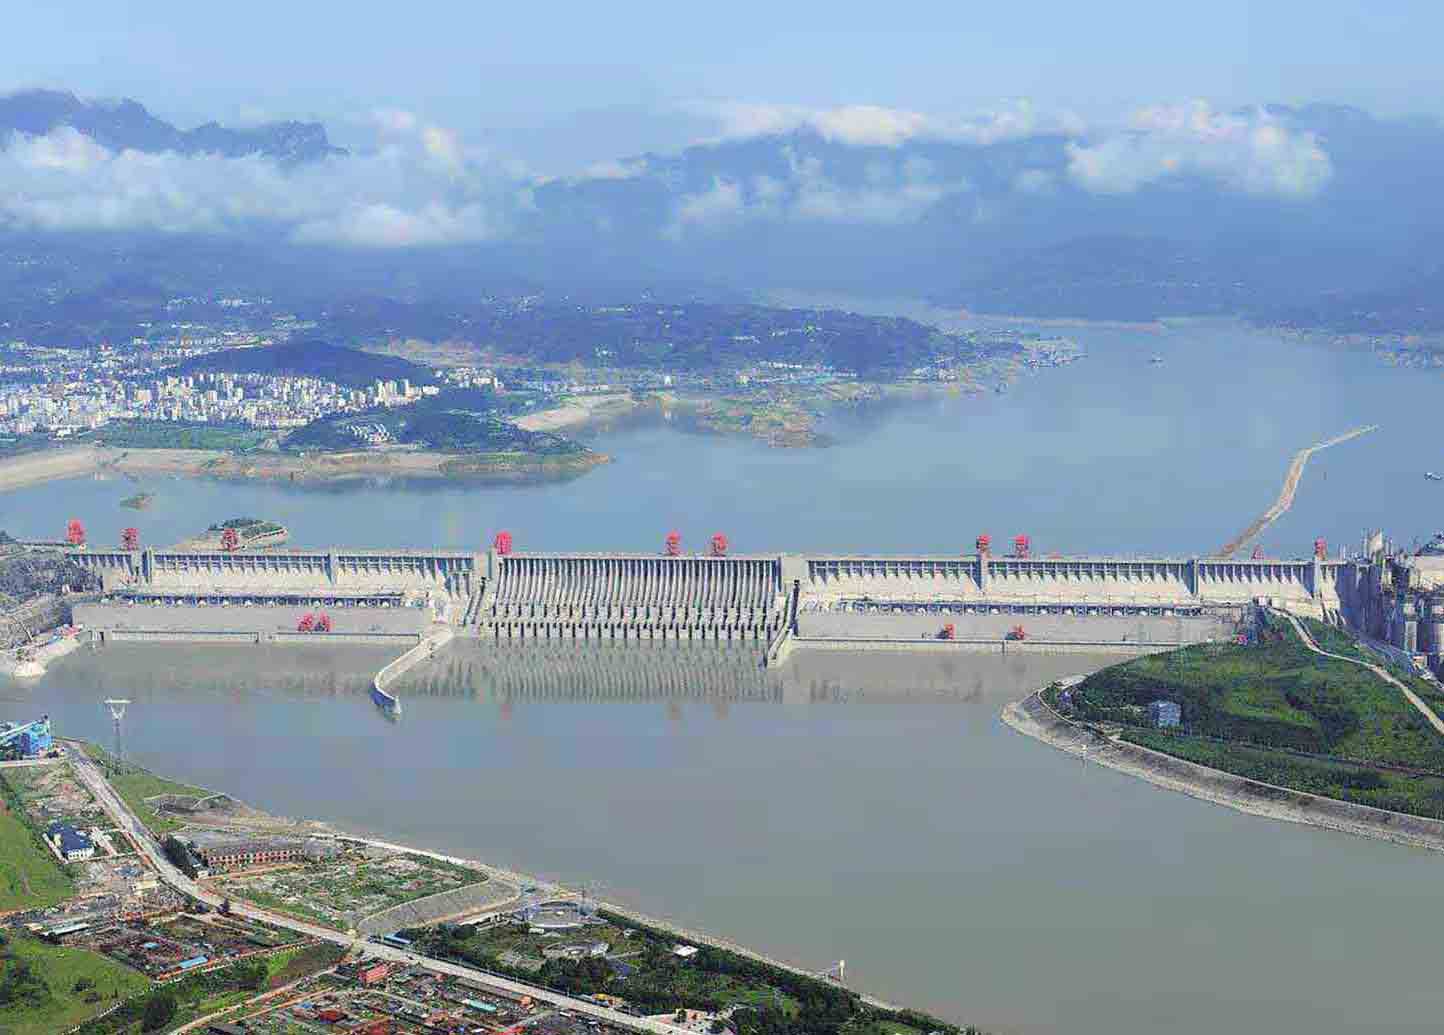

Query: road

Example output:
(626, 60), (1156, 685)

(1217, 424), (1378, 557)
(1274, 610), (1444, 736)
(60, 741), (693, 1035)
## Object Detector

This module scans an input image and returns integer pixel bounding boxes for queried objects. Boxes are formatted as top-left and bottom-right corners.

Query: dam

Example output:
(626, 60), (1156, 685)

(66, 541), (1351, 659)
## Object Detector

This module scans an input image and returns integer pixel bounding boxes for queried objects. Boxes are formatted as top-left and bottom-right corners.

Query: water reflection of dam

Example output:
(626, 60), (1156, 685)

(56, 641), (1111, 710)
(405, 642), (783, 703)
(360, 643), (1116, 709)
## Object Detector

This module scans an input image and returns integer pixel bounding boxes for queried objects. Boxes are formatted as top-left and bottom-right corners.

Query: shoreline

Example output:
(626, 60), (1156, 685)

(1002, 688), (1444, 853)
(60, 737), (892, 1011)
(0, 443), (609, 494)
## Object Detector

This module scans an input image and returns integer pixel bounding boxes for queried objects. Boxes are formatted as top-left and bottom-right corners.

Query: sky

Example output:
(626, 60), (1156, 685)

(3, 0), (1438, 172)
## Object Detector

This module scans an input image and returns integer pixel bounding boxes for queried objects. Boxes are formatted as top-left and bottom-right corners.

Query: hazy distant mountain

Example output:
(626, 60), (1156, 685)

(0, 88), (344, 161)
(2, 90), (1443, 333)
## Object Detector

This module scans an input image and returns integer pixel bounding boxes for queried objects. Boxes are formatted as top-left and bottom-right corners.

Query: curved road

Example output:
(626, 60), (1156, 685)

(1273, 610), (1444, 736)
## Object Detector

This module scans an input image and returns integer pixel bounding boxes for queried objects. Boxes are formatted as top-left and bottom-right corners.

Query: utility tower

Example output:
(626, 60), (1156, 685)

(103, 698), (131, 763)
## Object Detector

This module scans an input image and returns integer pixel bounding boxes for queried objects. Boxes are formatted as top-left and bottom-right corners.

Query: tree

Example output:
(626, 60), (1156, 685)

(141, 990), (176, 1031)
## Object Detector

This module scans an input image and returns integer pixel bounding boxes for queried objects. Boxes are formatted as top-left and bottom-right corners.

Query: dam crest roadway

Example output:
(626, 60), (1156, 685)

(69, 542), (1364, 672)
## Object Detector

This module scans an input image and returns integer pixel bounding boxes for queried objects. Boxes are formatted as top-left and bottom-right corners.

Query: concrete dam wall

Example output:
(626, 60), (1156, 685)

(74, 548), (481, 599)
(477, 553), (788, 643)
(66, 545), (1347, 652)
(804, 555), (1340, 610)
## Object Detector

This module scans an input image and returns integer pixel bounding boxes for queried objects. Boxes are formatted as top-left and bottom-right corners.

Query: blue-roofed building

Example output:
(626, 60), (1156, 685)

(47, 821), (94, 862)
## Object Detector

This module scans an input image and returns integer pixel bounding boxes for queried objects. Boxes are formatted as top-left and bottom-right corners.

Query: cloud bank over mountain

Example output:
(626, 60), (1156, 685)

(0, 90), (1352, 249)
(0, 100), (530, 246)
(0, 88), (1441, 326)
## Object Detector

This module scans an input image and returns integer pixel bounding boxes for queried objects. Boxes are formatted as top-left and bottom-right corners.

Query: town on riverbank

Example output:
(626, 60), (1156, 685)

(0, 327), (1082, 491)
(0, 734), (980, 1035)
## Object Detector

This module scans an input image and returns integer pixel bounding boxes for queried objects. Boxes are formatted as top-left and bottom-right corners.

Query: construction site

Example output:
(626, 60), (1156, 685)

(199, 838), (501, 934)
(40, 909), (304, 979)
(236, 960), (603, 1035)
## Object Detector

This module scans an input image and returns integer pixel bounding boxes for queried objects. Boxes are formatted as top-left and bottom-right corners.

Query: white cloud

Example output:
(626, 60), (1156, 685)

(0, 122), (528, 246)
(687, 99), (1085, 148)
(665, 146), (969, 236)
(1065, 101), (1332, 198)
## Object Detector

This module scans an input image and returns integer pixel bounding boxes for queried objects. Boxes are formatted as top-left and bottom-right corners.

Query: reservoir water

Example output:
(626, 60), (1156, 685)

(3, 321), (1442, 1034)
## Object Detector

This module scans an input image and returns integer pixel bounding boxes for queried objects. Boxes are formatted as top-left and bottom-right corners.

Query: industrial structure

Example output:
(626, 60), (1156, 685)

(0, 715), (53, 759)
(1344, 531), (1444, 675)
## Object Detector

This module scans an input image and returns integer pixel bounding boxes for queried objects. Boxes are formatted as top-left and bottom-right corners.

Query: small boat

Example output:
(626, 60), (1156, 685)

(1426, 472), (1444, 482)
(1149, 355), (1165, 365)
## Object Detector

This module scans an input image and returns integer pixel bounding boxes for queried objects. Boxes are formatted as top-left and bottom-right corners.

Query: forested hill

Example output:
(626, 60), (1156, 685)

(169, 342), (435, 389)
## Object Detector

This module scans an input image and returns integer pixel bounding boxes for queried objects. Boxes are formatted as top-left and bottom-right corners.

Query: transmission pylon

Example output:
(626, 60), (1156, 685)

(103, 699), (130, 763)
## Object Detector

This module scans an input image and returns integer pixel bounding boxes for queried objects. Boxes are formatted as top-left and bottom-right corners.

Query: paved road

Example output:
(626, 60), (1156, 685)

(1274, 610), (1444, 735)
(61, 741), (693, 1035)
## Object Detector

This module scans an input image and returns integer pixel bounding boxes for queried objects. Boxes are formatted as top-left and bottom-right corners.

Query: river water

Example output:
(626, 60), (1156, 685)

(3, 321), (1442, 1034)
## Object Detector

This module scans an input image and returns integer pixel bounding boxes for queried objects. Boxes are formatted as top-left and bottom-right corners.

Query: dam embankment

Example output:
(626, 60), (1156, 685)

(1003, 689), (1444, 852)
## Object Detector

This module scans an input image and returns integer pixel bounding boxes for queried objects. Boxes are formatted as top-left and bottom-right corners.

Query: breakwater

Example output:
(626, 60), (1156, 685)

(1216, 424), (1378, 557)
(371, 626), (454, 714)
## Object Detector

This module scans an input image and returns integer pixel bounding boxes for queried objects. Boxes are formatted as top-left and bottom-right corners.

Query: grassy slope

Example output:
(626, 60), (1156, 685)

(1071, 617), (1444, 819)
(0, 936), (149, 1035)
(0, 785), (75, 911)
(1073, 617), (1444, 771)
(82, 744), (207, 835)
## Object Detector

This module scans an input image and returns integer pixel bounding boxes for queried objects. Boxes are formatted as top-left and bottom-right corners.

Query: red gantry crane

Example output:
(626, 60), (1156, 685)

(493, 530), (513, 556)
(664, 531), (682, 556)
(66, 519), (86, 547)
(1012, 534), (1031, 559)
(121, 527), (140, 552)
(710, 533), (729, 557)
(220, 527), (240, 551)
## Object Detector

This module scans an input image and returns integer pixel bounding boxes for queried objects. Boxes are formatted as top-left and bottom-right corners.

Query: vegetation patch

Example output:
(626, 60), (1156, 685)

(262, 942), (345, 989)
(1069, 615), (1444, 771)
(90, 420), (269, 452)
(285, 388), (592, 456)
(1062, 614), (1444, 821)
(1122, 730), (1444, 819)
(72, 954), (273, 1034)
(0, 933), (150, 1035)
(83, 744), (208, 835)
(408, 910), (976, 1035)
(0, 775), (76, 910)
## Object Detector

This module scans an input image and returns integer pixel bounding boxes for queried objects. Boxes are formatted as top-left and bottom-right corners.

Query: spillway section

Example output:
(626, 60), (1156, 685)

(480, 554), (786, 642)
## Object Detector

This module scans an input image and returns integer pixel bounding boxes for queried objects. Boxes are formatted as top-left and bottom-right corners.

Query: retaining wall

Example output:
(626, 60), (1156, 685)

(355, 879), (519, 936)
(1005, 691), (1444, 852)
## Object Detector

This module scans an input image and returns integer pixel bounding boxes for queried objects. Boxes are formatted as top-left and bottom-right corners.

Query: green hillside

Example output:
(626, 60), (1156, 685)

(1069, 615), (1444, 771)
(170, 340), (434, 389)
